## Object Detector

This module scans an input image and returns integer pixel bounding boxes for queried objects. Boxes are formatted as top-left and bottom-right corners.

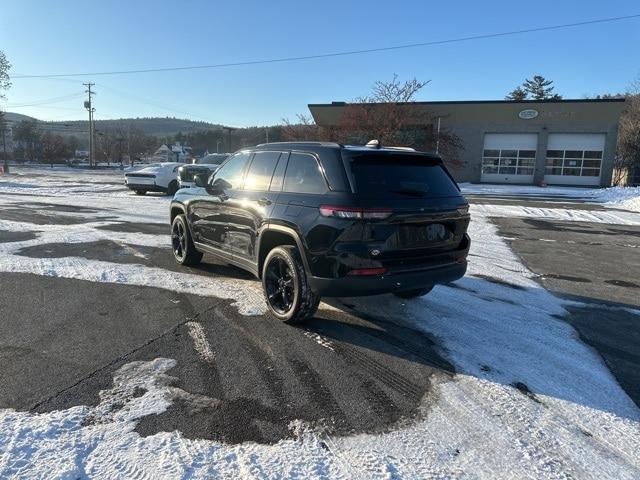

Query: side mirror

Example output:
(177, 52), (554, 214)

(194, 173), (209, 188)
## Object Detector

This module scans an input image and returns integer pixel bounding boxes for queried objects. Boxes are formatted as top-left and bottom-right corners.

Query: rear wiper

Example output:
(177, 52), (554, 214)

(391, 188), (426, 197)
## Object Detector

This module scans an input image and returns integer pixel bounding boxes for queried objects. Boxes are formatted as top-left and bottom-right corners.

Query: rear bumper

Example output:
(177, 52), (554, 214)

(125, 183), (166, 192)
(308, 260), (467, 297)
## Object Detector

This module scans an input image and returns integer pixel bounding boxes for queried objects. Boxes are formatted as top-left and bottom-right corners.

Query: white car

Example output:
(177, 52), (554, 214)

(124, 162), (183, 195)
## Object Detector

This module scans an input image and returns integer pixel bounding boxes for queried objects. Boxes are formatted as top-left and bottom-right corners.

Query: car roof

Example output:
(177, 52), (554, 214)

(251, 141), (440, 158)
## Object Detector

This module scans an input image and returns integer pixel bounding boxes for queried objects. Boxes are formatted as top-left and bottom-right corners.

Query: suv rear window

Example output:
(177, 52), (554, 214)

(349, 154), (460, 198)
(283, 153), (327, 194)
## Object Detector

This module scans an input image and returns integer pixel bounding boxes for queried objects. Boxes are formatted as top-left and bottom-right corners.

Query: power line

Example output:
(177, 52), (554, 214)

(10, 13), (640, 79)
(6, 105), (85, 111)
(94, 82), (220, 124)
(3, 92), (84, 108)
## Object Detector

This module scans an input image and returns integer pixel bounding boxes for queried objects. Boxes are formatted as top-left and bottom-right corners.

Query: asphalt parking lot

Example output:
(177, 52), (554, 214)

(1, 172), (640, 477)
(1, 192), (638, 425)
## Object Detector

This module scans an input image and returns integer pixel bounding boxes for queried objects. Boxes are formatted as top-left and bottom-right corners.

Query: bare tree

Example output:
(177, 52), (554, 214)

(13, 120), (41, 161)
(280, 75), (464, 169)
(281, 114), (326, 142)
(361, 74), (431, 103)
(41, 133), (69, 167)
(0, 50), (11, 100)
(614, 80), (640, 185)
(338, 75), (463, 168)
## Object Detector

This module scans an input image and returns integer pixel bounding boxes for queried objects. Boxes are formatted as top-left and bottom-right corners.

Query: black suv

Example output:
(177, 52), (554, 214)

(170, 142), (470, 323)
(177, 153), (229, 188)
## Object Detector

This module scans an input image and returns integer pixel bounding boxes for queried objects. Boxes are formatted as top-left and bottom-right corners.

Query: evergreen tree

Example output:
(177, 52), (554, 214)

(505, 86), (528, 101)
(522, 75), (562, 100)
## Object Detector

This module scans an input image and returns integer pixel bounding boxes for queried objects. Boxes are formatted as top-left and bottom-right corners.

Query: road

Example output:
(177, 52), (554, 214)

(0, 210), (451, 444)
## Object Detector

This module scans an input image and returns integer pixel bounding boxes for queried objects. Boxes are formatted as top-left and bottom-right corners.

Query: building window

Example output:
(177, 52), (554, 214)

(545, 150), (602, 177)
(482, 149), (536, 175)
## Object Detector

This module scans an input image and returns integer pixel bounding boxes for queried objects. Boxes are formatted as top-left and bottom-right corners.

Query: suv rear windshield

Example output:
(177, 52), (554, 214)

(349, 154), (460, 198)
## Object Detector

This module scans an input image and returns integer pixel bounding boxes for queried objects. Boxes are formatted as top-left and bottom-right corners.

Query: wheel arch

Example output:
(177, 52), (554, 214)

(257, 225), (309, 278)
(170, 203), (186, 223)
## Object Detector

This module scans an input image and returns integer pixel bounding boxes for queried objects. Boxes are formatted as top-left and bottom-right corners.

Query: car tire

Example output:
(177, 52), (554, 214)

(171, 214), (203, 266)
(393, 286), (434, 299)
(262, 246), (320, 324)
(134, 190), (146, 195)
(167, 180), (179, 196)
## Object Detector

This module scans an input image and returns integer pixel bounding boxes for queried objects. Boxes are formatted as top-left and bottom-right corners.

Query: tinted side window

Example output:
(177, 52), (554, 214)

(269, 152), (289, 192)
(283, 153), (327, 194)
(244, 151), (281, 191)
(212, 152), (250, 190)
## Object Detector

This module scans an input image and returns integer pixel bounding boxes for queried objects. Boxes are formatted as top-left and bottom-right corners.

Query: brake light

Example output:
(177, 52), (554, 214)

(319, 205), (392, 220)
(456, 204), (469, 215)
(347, 267), (387, 276)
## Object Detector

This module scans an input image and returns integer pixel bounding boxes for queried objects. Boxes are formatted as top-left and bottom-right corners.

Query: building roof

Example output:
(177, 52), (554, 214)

(308, 98), (627, 127)
(308, 98), (626, 108)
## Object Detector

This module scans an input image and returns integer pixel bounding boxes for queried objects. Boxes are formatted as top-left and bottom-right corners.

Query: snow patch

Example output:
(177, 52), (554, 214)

(186, 321), (216, 363)
(587, 186), (640, 212)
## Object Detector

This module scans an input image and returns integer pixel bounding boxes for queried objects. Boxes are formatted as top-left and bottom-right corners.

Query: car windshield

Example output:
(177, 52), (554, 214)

(349, 154), (460, 198)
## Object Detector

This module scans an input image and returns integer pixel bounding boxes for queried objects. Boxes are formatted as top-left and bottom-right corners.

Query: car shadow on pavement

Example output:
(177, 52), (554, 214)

(303, 303), (454, 374)
(314, 277), (640, 421)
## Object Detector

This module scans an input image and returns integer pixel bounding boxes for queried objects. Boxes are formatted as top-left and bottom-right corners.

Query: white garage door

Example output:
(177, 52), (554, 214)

(481, 133), (537, 184)
(544, 133), (605, 186)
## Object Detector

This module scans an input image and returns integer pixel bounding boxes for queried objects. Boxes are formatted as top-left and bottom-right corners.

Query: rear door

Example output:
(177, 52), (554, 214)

(272, 151), (329, 230)
(226, 150), (283, 267)
(346, 152), (469, 257)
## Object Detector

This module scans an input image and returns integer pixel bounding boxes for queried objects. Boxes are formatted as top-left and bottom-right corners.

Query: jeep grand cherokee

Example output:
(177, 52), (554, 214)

(170, 142), (470, 323)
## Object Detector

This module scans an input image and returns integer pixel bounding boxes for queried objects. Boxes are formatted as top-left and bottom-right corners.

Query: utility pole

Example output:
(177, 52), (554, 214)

(0, 113), (8, 174)
(1, 127), (7, 174)
(83, 83), (96, 167)
(265, 127), (269, 144)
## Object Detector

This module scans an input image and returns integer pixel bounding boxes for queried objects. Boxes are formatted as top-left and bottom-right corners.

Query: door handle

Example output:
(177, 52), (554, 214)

(257, 197), (272, 206)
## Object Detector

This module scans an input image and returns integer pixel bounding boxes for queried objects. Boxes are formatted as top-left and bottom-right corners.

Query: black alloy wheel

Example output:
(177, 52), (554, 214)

(265, 256), (295, 315)
(262, 246), (320, 323)
(171, 214), (202, 266)
(172, 220), (187, 261)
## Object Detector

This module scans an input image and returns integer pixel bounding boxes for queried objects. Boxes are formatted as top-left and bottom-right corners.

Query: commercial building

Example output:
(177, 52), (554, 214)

(308, 99), (626, 187)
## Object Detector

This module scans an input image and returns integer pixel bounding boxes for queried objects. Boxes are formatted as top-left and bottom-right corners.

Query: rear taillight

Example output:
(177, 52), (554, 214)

(319, 205), (392, 220)
(456, 204), (469, 215)
(347, 267), (387, 276)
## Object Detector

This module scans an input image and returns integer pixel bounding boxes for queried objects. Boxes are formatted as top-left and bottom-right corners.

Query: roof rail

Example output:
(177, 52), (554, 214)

(383, 146), (416, 152)
(255, 141), (342, 148)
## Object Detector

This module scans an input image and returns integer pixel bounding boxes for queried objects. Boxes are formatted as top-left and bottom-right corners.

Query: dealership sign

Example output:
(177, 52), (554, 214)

(518, 109), (539, 120)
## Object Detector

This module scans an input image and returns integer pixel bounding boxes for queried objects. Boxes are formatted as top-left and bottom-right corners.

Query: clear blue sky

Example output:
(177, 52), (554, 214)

(1, 0), (639, 126)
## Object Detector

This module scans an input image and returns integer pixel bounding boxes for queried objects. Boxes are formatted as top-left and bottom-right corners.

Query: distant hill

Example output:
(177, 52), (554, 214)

(4, 112), (224, 137)
(4, 112), (39, 124)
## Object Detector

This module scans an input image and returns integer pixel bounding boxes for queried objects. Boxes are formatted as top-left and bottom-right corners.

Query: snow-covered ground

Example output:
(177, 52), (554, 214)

(1, 169), (640, 479)
(589, 186), (640, 212)
(461, 183), (640, 213)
